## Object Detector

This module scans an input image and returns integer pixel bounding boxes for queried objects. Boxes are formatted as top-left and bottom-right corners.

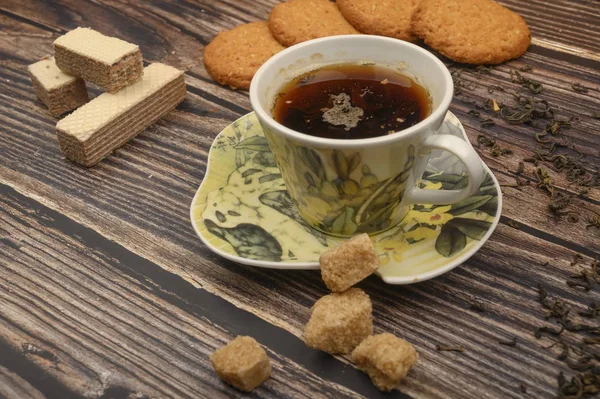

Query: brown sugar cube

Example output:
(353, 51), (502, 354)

(54, 27), (143, 93)
(304, 288), (372, 354)
(28, 56), (88, 117)
(56, 63), (186, 167)
(352, 333), (418, 392)
(210, 336), (271, 392)
(320, 233), (380, 292)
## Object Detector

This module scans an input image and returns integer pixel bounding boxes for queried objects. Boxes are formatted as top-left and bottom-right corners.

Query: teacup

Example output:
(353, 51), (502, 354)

(249, 35), (484, 237)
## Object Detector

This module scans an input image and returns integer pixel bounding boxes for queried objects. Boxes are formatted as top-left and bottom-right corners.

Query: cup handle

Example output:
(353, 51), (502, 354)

(403, 135), (485, 205)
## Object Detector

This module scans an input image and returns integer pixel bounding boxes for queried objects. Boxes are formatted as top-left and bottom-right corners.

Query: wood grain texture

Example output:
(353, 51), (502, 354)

(0, 364), (46, 399)
(2, 185), (384, 399)
(499, 0), (600, 54)
(1, 0), (599, 398)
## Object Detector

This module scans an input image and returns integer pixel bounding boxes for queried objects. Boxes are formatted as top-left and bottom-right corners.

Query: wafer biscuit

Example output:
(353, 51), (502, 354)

(56, 63), (185, 166)
(28, 56), (88, 117)
(54, 27), (143, 93)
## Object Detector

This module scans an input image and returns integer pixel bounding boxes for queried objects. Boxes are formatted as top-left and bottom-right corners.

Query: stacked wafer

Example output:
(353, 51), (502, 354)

(28, 56), (89, 117)
(203, 0), (531, 90)
(28, 27), (186, 167)
(54, 27), (144, 93)
(57, 63), (185, 167)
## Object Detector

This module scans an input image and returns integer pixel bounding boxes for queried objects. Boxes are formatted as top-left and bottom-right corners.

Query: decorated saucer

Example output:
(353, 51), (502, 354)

(190, 112), (502, 285)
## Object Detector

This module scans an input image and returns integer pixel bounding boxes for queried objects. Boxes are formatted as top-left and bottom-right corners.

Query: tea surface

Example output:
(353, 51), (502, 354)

(273, 63), (431, 140)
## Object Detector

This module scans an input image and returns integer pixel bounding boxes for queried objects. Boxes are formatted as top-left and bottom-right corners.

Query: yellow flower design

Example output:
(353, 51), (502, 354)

(375, 239), (407, 266)
(295, 195), (335, 226)
(405, 226), (438, 242)
(408, 205), (454, 225)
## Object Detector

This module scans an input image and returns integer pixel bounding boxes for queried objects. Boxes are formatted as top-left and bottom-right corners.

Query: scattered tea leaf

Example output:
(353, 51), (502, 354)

(477, 134), (495, 147)
(483, 98), (495, 110)
(476, 66), (493, 74)
(567, 270), (595, 291)
(524, 156), (539, 165)
(534, 325), (564, 339)
(501, 96), (554, 125)
(548, 193), (571, 215)
(536, 132), (552, 144)
(566, 356), (593, 371)
(519, 64), (532, 72)
(492, 99), (500, 112)
(587, 215), (600, 230)
(534, 167), (555, 197)
(457, 96), (477, 104)
(572, 254), (584, 265)
(510, 70), (543, 94)
(491, 144), (512, 157)
(481, 118), (496, 128)
(579, 303), (600, 319)
(544, 117), (574, 135)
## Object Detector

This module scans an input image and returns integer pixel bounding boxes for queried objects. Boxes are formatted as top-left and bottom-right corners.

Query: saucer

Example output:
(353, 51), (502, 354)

(190, 112), (502, 285)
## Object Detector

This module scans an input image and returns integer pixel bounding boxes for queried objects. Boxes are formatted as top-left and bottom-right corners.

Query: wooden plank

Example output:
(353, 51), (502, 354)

(0, 364), (46, 399)
(0, 1), (599, 398)
(5, 181), (598, 398)
(498, 0), (600, 54)
(1, 185), (379, 399)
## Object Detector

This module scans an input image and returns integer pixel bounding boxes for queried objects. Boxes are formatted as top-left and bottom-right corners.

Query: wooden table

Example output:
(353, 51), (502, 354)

(1, 1), (599, 398)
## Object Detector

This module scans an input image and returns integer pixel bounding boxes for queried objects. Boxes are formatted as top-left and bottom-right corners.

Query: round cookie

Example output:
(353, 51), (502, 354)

(411, 0), (531, 65)
(268, 0), (360, 47)
(204, 22), (285, 90)
(337, 0), (420, 42)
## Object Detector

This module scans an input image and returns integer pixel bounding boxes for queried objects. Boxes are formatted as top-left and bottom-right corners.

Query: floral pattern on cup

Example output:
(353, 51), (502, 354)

(263, 123), (418, 236)
(296, 145), (415, 235)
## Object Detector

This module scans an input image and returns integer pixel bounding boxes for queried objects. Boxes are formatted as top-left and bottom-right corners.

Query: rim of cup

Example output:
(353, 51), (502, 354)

(249, 34), (454, 149)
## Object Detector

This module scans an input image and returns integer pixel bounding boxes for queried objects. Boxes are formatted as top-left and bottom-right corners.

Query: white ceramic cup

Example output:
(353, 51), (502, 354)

(250, 35), (485, 236)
